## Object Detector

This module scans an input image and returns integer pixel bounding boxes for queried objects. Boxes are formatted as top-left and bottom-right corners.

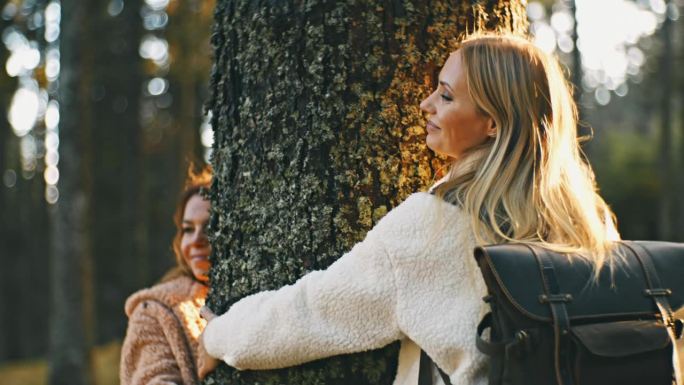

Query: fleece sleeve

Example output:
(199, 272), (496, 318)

(120, 305), (184, 385)
(202, 226), (404, 370)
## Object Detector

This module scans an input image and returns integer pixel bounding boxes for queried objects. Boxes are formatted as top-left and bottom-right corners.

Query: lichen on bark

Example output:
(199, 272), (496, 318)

(205, 1), (527, 384)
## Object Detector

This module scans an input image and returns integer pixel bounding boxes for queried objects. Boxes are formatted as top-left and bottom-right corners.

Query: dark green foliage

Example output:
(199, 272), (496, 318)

(206, 1), (527, 384)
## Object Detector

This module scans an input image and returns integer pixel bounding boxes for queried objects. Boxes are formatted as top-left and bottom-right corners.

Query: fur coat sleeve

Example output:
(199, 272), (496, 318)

(202, 192), (463, 370)
(120, 301), (185, 385)
(202, 212), (404, 370)
(203, 192), (491, 385)
(120, 277), (207, 385)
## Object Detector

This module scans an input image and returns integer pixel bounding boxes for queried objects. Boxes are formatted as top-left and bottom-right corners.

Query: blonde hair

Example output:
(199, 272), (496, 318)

(433, 32), (619, 272)
(161, 164), (213, 283)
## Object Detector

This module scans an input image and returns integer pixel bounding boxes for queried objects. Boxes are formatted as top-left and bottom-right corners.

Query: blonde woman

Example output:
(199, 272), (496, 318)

(197, 33), (619, 385)
(120, 166), (212, 385)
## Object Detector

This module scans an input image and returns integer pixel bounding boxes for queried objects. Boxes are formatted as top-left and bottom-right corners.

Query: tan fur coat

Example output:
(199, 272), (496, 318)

(120, 275), (208, 385)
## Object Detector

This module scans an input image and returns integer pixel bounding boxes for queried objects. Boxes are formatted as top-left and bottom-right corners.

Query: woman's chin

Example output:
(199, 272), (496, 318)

(192, 271), (209, 282)
(190, 264), (210, 282)
(425, 136), (441, 154)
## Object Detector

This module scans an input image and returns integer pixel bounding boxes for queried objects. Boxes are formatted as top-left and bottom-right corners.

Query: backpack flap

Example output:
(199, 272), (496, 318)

(570, 320), (670, 357)
(473, 241), (684, 323)
(569, 319), (674, 385)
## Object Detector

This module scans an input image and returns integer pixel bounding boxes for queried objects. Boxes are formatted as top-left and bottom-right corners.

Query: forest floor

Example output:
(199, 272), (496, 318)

(0, 340), (121, 385)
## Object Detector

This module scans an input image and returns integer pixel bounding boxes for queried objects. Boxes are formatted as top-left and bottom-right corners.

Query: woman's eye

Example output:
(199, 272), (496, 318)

(182, 227), (193, 233)
(440, 93), (453, 101)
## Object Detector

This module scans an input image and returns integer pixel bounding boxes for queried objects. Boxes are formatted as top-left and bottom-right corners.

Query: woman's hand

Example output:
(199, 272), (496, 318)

(200, 306), (217, 322)
(197, 333), (219, 380)
(198, 306), (219, 380)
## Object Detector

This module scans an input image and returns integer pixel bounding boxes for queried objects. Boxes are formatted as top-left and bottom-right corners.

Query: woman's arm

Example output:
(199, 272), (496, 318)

(201, 233), (402, 370)
(120, 306), (184, 385)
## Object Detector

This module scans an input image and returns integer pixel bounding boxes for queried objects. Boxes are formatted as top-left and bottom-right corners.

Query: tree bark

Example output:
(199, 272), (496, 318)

(48, 1), (95, 384)
(206, 1), (527, 384)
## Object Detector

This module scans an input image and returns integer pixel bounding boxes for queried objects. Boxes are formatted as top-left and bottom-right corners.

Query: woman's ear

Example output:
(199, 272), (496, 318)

(486, 117), (497, 138)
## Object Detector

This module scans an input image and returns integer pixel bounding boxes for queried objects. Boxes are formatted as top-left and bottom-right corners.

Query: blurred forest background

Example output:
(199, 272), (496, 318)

(0, 0), (682, 384)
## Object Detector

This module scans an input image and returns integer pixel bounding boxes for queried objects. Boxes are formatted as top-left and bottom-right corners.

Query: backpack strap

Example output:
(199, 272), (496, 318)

(624, 242), (676, 327)
(418, 349), (452, 385)
(529, 245), (574, 385)
(624, 241), (683, 385)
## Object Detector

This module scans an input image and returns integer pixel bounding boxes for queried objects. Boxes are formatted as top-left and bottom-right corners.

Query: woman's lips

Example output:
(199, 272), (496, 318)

(426, 120), (441, 132)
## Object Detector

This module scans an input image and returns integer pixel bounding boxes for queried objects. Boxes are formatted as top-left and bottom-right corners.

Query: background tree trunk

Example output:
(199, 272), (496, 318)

(48, 0), (95, 384)
(140, 0), (215, 287)
(657, 4), (673, 240)
(0, 14), (15, 359)
(167, 0), (210, 173)
(206, 1), (527, 384)
(0, 34), (13, 361)
(88, 0), (145, 345)
(677, 0), (684, 242)
(0, 0), (52, 362)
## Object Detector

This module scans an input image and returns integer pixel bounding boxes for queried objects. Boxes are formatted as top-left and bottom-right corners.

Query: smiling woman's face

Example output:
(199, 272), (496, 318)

(420, 51), (494, 159)
(180, 194), (211, 282)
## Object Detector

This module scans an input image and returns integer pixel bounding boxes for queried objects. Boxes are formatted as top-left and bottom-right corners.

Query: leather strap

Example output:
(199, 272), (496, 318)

(476, 313), (505, 356)
(624, 241), (682, 385)
(418, 350), (452, 385)
(529, 245), (574, 385)
(418, 350), (432, 385)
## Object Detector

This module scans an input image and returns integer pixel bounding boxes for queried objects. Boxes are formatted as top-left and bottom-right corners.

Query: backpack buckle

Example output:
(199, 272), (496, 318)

(644, 288), (672, 297)
(538, 294), (573, 303)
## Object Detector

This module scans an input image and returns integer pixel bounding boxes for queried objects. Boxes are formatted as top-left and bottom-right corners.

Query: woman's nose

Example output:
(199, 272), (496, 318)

(193, 229), (209, 245)
(420, 93), (435, 114)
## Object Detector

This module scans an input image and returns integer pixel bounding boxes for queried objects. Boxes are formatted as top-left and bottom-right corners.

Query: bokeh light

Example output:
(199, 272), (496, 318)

(145, 0), (170, 11)
(107, 0), (124, 17)
(44, 2), (60, 42)
(139, 34), (169, 66)
(147, 77), (168, 96)
(201, 111), (214, 162)
(3, 169), (17, 188)
(529, 0), (666, 104)
(9, 86), (39, 137)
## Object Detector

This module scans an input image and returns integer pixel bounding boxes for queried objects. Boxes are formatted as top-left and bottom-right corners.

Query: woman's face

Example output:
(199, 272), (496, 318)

(420, 51), (494, 159)
(181, 194), (211, 282)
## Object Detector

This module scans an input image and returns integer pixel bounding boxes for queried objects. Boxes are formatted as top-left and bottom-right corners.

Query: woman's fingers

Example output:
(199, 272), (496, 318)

(198, 307), (219, 379)
(197, 333), (220, 379)
(200, 305), (217, 321)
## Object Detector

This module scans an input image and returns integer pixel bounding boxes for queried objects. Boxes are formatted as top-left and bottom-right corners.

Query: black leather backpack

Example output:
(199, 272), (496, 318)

(472, 241), (684, 385)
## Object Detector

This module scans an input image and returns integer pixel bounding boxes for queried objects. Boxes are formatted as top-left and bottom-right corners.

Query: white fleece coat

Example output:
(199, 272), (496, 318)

(203, 192), (489, 385)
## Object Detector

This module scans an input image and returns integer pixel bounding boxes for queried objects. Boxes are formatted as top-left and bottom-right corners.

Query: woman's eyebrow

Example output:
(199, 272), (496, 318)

(439, 80), (454, 92)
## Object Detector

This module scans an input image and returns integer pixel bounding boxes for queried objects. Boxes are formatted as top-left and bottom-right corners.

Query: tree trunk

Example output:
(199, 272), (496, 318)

(87, 0), (145, 343)
(657, 5), (673, 240)
(569, 0), (590, 155)
(48, 0), (95, 384)
(570, 0), (582, 106)
(206, 1), (527, 384)
(139, 0), (215, 284)
(167, 0), (212, 173)
(678, 0), (684, 242)
(0, 25), (14, 361)
(0, 0), (52, 362)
